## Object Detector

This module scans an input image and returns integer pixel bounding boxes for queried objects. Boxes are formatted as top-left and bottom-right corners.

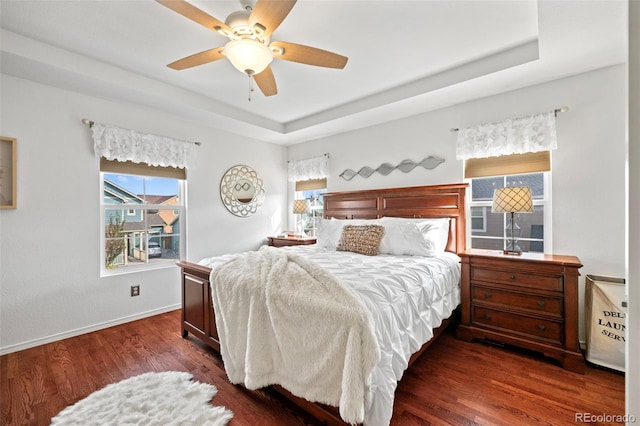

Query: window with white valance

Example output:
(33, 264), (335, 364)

(92, 123), (192, 276)
(289, 154), (329, 237)
(457, 111), (557, 254)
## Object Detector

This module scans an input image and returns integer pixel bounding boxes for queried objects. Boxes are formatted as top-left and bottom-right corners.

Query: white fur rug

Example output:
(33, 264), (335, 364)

(50, 371), (233, 426)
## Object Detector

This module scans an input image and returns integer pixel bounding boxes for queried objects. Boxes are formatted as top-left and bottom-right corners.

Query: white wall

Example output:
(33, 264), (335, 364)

(0, 59), (632, 410)
(289, 65), (627, 344)
(0, 75), (287, 354)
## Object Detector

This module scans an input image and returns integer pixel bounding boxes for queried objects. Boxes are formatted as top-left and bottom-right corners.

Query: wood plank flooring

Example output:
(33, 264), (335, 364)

(1, 310), (625, 426)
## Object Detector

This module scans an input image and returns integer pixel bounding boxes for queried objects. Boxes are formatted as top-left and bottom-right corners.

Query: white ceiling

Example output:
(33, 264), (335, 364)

(0, 1), (627, 145)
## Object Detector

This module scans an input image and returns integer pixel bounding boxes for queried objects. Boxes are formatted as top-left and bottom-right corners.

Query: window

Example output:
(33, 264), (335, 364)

(293, 177), (327, 236)
(102, 172), (185, 275)
(468, 172), (549, 253)
(295, 186), (326, 237)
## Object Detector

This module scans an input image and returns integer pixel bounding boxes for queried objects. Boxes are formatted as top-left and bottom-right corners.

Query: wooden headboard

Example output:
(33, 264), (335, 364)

(323, 183), (468, 254)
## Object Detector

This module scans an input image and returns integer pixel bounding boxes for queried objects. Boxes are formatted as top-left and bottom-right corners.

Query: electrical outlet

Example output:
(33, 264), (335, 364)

(131, 285), (140, 297)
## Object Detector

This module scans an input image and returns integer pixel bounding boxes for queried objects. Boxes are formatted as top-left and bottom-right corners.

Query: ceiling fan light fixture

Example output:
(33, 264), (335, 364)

(224, 38), (273, 75)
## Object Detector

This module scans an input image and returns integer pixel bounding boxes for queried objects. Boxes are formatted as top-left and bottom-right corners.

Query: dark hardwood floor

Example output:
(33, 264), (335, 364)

(1, 310), (624, 426)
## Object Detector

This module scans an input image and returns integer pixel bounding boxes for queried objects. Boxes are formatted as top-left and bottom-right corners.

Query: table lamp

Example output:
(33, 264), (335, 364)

(292, 199), (310, 236)
(492, 187), (533, 255)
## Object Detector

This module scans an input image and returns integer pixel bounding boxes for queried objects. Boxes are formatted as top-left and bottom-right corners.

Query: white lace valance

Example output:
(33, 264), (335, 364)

(92, 123), (194, 169)
(456, 112), (557, 160)
(288, 154), (329, 182)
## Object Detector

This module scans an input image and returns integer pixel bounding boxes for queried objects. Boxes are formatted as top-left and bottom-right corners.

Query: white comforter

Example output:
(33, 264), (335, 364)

(199, 245), (460, 426)
(210, 246), (380, 424)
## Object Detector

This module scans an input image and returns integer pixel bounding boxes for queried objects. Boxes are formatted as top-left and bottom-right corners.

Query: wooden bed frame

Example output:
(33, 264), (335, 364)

(177, 183), (467, 425)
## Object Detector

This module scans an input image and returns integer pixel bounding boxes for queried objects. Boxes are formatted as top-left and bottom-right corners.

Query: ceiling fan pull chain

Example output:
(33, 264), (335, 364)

(248, 74), (255, 102)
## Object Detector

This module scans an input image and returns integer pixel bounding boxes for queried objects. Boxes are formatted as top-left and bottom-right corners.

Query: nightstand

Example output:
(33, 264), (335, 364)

(268, 236), (317, 247)
(456, 249), (585, 374)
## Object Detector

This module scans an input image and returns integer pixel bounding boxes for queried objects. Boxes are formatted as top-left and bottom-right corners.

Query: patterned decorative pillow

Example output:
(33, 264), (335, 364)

(336, 224), (385, 256)
(317, 218), (378, 249)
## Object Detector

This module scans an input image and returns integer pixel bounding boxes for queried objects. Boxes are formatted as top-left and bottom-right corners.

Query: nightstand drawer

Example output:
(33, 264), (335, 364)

(472, 306), (563, 345)
(472, 286), (563, 317)
(471, 267), (563, 291)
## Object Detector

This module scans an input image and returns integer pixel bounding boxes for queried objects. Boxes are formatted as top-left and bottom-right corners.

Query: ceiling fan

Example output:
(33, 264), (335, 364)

(156, 0), (348, 97)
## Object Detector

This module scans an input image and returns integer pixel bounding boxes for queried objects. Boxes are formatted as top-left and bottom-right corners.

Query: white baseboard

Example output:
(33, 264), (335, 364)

(0, 304), (181, 356)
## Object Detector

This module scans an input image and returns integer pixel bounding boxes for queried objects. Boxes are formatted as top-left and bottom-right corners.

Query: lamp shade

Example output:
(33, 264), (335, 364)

(224, 38), (273, 75)
(292, 199), (310, 215)
(492, 187), (534, 213)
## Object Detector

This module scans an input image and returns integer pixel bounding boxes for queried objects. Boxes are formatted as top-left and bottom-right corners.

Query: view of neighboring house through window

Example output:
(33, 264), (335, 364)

(469, 172), (548, 253)
(102, 173), (184, 274)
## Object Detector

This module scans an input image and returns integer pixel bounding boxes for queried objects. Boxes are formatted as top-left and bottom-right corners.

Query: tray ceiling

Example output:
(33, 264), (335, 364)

(0, 1), (627, 144)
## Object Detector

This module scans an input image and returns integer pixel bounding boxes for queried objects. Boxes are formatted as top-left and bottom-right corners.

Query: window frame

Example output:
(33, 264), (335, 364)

(100, 173), (186, 277)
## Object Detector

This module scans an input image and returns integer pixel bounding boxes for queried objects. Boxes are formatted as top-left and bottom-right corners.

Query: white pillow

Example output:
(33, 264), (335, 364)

(379, 217), (450, 256)
(316, 218), (380, 249)
(378, 219), (432, 256)
(415, 218), (451, 254)
(316, 219), (343, 248)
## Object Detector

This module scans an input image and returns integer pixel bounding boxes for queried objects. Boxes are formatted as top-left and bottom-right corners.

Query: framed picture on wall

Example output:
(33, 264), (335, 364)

(0, 136), (16, 209)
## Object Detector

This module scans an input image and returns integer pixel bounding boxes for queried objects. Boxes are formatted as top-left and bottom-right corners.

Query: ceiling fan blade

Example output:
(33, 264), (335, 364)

(249, 0), (297, 37)
(254, 66), (278, 96)
(167, 47), (226, 70)
(271, 41), (348, 69)
(156, 0), (231, 35)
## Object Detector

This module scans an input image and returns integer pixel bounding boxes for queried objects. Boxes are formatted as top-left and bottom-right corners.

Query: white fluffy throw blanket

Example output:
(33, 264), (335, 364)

(211, 246), (380, 425)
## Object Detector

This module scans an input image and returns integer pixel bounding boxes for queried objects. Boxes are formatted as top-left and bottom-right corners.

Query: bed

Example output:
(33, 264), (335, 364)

(177, 183), (467, 425)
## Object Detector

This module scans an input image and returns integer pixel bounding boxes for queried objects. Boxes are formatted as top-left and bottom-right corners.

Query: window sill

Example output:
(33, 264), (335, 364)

(100, 259), (179, 277)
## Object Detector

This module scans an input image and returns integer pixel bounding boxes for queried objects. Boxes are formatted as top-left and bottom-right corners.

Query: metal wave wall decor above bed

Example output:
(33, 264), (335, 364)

(339, 155), (445, 180)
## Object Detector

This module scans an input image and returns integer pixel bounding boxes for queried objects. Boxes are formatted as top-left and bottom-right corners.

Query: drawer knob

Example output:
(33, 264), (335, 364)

(537, 324), (546, 331)
(484, 291), (492, 298)
(537, 300), (546, 307)
(510, 275), (516, 280)
(483, 313), (492, 320)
